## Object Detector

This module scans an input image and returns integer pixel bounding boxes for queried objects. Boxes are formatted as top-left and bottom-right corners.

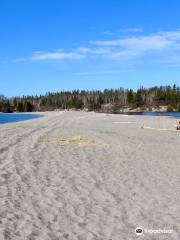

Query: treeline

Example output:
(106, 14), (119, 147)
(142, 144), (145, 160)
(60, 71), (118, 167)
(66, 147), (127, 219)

(1, 85), (180, 113)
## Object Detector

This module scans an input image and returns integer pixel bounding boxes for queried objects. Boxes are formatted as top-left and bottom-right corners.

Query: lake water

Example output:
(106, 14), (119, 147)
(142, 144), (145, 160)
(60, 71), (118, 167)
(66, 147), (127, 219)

(0, 114), (43, 124)
(128, 112), (180, 118)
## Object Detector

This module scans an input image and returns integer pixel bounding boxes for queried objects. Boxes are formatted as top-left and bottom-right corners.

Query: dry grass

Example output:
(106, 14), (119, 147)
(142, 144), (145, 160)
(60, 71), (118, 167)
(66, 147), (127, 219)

(41, 135), (105, 146)
(59, 136), (103, 146)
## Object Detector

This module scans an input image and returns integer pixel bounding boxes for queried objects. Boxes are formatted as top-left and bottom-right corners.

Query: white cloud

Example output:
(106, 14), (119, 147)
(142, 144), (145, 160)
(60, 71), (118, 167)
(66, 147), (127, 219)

(29, 47), (112, 61)
(159, 30), (180, 40)
(31, 49), (86, 60)
(101, 28), (143, 35)
(74, 46), (111, 55)
(90, 30), (180, 60)
(90, 34), (174, 60)
(17, 29), (180, 65)
(119, 28), (143, 33)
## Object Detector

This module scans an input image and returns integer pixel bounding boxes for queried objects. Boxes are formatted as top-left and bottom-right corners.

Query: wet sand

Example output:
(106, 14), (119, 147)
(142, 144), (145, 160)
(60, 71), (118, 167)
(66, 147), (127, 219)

(0, 111), (180, 239)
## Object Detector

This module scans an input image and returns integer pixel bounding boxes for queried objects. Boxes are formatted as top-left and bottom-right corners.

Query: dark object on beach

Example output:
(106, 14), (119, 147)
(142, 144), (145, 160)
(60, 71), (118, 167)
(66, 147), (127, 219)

(176, 121), (180, 130)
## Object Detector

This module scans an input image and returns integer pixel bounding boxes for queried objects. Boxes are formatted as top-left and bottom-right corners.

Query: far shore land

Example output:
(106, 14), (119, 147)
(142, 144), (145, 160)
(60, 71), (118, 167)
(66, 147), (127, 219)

(0, 104), (179, 114)
(0, 111), (180, 239)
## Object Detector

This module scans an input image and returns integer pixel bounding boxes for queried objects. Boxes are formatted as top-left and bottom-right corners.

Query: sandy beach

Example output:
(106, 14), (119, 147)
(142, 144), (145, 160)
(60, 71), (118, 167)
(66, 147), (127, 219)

(0, 111), (180, 240)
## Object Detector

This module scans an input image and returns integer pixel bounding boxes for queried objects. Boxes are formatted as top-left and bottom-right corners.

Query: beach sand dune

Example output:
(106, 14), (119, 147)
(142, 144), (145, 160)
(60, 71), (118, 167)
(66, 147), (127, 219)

(0, 111), (180, 239)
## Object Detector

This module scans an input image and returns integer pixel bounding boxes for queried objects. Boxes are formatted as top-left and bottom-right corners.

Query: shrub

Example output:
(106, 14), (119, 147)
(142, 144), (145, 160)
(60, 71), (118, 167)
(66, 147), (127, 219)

(167, 104), (174, 112)
(176, 103), (180, 112)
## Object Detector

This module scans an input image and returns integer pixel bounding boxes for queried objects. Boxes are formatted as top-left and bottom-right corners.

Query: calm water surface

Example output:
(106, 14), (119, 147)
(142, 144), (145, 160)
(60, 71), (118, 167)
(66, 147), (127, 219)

(128, 112), (180, 118)
(0, 114), (43, 124)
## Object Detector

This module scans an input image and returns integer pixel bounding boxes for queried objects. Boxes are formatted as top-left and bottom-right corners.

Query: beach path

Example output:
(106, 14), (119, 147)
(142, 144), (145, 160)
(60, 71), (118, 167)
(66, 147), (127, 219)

(0, 111), (180, 240)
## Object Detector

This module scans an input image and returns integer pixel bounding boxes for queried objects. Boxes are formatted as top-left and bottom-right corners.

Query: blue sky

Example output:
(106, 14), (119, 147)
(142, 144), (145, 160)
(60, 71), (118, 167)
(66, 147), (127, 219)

(1, 0), (180, 96)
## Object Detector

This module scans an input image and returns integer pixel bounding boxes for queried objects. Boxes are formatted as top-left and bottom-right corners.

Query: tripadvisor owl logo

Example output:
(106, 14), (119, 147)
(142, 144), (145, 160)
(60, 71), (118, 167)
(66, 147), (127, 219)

(135, 227), (143, 236)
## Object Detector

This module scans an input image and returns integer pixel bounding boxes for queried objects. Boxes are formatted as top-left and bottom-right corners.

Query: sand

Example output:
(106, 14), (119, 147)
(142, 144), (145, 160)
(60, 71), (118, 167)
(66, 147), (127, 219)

(0, 111), (180, 240)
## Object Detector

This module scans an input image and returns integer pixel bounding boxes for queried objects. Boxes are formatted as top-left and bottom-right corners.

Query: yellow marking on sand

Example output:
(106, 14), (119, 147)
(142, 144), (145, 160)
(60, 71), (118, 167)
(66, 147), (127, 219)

(41, 136), (106, 146)
(59, 136), (104, 146)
